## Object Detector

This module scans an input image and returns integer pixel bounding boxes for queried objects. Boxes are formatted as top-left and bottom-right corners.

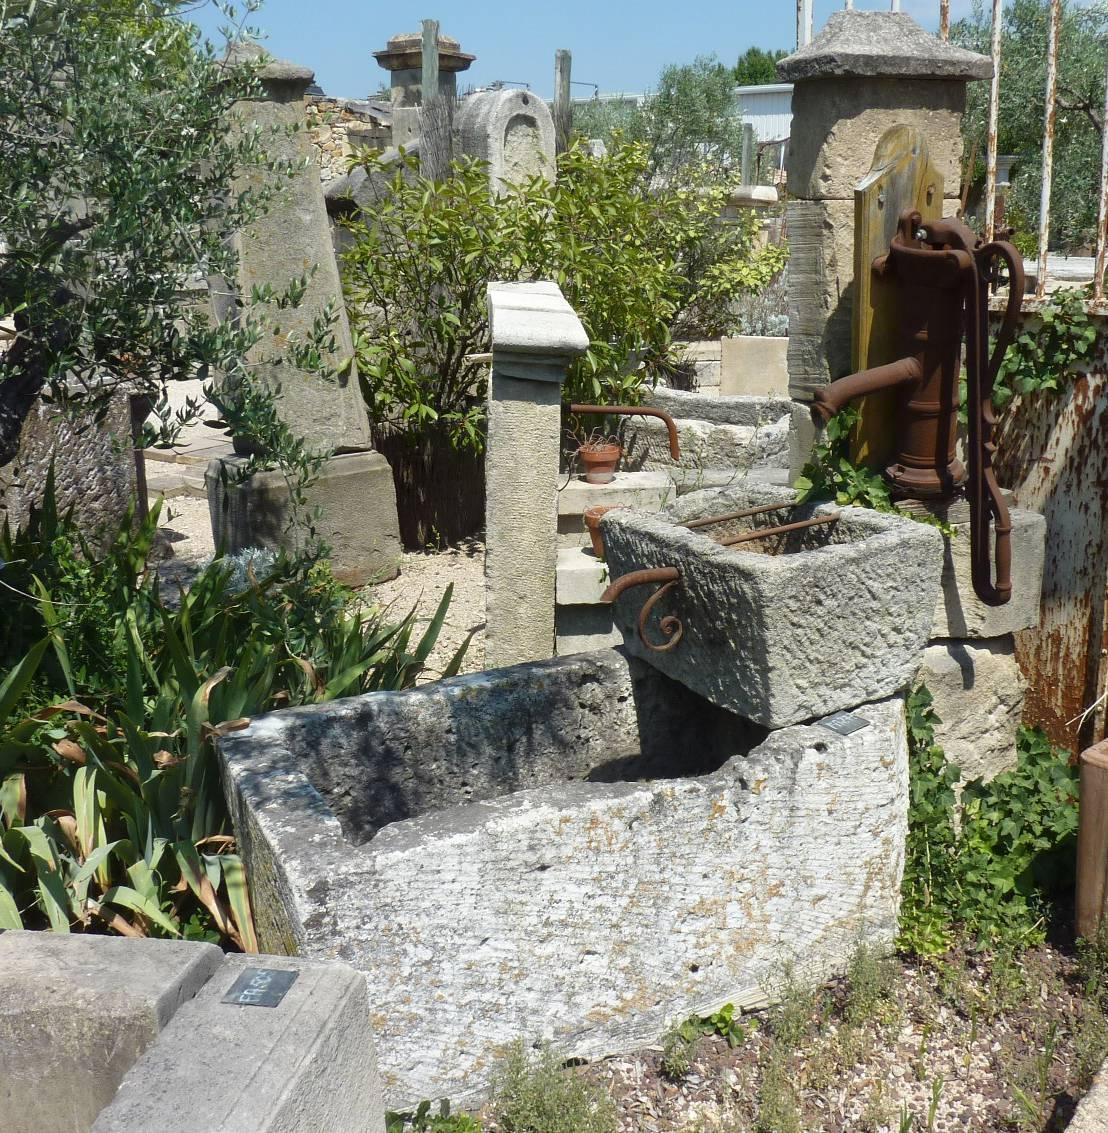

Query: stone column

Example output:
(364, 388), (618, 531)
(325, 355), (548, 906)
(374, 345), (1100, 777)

(207, 46), (401, 584)
(484, 283), (588, 668)
(777, 10), (991, 402)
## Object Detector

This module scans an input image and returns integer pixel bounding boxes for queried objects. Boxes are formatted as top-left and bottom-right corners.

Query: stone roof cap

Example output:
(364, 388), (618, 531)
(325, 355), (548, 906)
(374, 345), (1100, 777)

(488, 282), (589, 362)
(374, 31), (476, 74)
(777, 11), (992, 82)
(224, 42), (314, 86)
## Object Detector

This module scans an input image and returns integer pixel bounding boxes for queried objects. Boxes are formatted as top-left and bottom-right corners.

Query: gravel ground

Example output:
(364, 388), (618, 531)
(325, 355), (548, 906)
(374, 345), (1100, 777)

(569, 940), (1105, 1133)
(151, 494), (486, 678)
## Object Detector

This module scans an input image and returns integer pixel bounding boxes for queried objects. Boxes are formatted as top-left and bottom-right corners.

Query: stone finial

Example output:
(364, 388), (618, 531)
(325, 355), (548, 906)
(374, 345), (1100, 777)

(373, 31), (476, 75)
(777, 10), (992, 82)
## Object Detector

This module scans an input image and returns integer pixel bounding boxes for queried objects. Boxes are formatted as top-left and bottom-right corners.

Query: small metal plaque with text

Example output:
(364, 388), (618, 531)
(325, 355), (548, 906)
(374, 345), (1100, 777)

(818, 711), (870, 736)
(221, 967), (298, 1008)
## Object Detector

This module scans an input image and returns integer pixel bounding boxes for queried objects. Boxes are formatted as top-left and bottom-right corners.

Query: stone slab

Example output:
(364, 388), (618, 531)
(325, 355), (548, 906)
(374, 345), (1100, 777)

(555, 603), (623, 653)
(602, 483), (943, 727)
(646, 387), (794, 428)
(206, 451), (401, 586)
(556, 545), (610, 605)
(1069, 1058), (1108, 1132)
(720, 336), (789, 397)
(91, 954), (384, 1133)
(558, 470), (674, 518)
(486, 281), (589, 369)
(0, 932), (223, 1133)
(218, 650), (907, 1106)
(917, 637), (1025, 785)
(623, 415), (792, 475)
(777, 11), (992, 83)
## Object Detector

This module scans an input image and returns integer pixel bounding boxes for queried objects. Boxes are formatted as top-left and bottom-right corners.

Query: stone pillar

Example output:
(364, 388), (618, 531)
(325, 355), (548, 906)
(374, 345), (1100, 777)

(777, 11), (991, 402)
(208, 46), (401, 584)
(372, 31), (475, 151)
(484, 283), (588, 668)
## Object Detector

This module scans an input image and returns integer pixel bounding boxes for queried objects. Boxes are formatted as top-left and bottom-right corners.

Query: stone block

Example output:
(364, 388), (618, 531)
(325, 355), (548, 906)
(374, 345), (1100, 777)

(558, 470), (675, 518)
(555, 603), (622, 653)
(787, 77), (965, 201)
(1, 391), (136, 554)
(917, 637), (1025, 784)
(647, 387), (794, 428)
(556, 545), (610, 605)
(91, 955), (384, 1133)
(218, 649), (907, 1105)
(206, 451), (401, 586)
(720, 336), (790, 397)
(0, 932), (222, 1133)
(454, 88), (555, 193)
(602, 483), (942, 727)
(911, 504), (1045, 638)
(623, 415), (792, 475)
(1069, 1058), (1108, 1133)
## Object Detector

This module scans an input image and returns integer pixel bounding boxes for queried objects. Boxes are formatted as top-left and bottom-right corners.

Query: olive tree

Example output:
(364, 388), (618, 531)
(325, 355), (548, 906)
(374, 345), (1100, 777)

(0, 0), (286, 466)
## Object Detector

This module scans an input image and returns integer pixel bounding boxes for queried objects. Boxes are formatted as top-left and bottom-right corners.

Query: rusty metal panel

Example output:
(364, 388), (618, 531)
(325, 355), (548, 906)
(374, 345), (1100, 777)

(995, 320), (1108, 752)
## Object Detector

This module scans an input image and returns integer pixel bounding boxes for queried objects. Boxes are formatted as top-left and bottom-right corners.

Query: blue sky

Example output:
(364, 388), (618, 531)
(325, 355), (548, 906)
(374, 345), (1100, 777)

(187, 1), (975, 101)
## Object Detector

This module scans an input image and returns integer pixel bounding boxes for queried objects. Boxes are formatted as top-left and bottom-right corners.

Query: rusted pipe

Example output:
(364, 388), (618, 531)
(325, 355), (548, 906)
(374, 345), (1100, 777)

(1077, 739), (1108, 940)
(600, 565), (680, 605)
(810, 357), (922, 424)
(716, 513), (840, 547)
(570, 404), (681, 461)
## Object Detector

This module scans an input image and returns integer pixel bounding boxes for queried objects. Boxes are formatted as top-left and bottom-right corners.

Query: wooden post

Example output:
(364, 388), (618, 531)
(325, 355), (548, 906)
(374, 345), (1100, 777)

(554, 49), (572, 156)
(420, 18), (451, 180)
(1077, 740), (1108, 940)
(741, 123), (755, 185)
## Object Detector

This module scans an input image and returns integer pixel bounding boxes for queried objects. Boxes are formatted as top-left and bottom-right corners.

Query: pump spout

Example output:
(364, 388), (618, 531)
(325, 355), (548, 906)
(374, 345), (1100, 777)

(810, 356), (922, 424)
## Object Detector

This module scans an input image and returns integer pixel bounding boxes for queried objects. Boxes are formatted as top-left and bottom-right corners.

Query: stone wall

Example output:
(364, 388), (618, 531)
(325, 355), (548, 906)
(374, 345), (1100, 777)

(305, 96), (391, 186)
(0, 392), (136, 551)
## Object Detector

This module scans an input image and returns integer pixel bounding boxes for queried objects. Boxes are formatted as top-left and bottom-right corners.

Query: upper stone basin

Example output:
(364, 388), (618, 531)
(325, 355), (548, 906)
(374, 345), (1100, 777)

(601, 482), (943, 727)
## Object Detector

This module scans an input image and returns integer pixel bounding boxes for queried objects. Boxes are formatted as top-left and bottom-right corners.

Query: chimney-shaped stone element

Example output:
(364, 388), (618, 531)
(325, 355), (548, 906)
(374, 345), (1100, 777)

(373, 31), (475, 149)
(777, 11), (991, 402)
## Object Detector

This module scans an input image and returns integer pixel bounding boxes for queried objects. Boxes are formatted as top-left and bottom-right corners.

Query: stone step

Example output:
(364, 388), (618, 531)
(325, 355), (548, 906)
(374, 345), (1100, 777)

(556, 545), (610, 606)
(558, 470), (676, 547)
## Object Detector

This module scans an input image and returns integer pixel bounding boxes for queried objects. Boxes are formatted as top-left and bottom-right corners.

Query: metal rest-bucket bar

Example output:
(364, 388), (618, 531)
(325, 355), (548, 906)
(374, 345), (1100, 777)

(716, 513), (841, 548)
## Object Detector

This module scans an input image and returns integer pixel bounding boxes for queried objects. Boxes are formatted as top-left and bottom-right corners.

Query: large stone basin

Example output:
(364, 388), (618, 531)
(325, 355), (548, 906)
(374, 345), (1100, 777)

(219, 649), (908, 1107)
(601, 483), (943, 727)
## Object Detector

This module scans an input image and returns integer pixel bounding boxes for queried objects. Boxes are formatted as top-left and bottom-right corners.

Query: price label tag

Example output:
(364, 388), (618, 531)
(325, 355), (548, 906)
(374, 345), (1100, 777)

(818, 711), (870, 736)
(221, 967), (299, 1008)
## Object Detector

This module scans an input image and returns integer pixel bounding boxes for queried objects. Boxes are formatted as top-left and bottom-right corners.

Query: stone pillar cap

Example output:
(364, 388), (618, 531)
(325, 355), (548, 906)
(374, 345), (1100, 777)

(374, 31), (475, 74)
(224, 41), (314, 88)
(777, 11), (992, 82)
(488, 281), (589, 368)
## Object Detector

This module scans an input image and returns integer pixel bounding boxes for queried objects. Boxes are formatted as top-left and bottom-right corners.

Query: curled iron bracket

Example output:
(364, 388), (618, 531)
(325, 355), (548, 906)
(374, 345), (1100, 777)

(600, 566), (684, 653)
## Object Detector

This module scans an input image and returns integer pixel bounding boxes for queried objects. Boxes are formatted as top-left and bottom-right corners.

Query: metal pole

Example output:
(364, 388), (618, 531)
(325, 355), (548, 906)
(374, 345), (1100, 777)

(1094, 57), (1108, 303)
(1036, 0), (1061, 299)
(984, 0), (1003, 241)
(939, 0), (950, 40)
(554, 49), (572, 157)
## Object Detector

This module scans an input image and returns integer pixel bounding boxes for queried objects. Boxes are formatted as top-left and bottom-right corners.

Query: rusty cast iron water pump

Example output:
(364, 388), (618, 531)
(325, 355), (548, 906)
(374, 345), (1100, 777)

(811, 209), (1025, 607)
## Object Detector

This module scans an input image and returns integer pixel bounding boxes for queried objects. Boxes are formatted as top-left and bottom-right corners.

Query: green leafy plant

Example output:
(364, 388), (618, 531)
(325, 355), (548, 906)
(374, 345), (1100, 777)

(992, 287), (1098, 410)
(0, 481), (465, 944)
(489, 1040), (618, 1133)
(386, 1100), (481, 1133)
(897, 686), (1079, 956)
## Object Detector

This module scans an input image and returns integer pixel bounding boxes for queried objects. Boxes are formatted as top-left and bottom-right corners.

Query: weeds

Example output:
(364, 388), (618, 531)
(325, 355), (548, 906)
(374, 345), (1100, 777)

(490, 1041), (617, 1133)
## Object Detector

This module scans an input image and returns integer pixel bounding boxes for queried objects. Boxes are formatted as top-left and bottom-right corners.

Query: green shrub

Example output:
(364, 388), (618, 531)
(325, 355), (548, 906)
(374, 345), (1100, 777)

(489, 1041), (618, 1133)
(898, 686), (1079, 956)
(342, 142), (784, 452)
(0, 481), (462, 945)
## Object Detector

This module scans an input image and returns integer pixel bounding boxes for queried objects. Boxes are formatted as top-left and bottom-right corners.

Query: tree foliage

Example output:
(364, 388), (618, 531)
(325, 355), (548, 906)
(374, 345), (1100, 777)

(572, 55), (745, 178)
(0, 0), (286, 465)
(952, 0), (1108, 253)
(732, 47), (789, 87)
(342, 143), (785, 452)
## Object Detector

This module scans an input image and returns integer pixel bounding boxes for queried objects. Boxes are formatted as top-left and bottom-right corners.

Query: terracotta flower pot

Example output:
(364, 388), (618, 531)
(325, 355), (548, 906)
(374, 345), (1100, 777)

(583, 504), (627, 560)
(578, 442), (622, 485)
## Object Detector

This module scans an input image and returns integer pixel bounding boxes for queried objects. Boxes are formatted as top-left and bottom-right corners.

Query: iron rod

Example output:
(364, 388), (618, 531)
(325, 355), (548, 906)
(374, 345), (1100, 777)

(716, 513), (839, 547)
(681, 501), (797, 530)
(984, 0), (1003, 241)
(1036, 0), (1062, 299)
(1095, 57), (1108, 303)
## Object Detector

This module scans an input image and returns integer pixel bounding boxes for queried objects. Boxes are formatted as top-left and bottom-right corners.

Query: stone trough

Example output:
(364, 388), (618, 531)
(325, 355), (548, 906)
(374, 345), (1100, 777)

(601, 482), (944, 728)
(220, 649), (909, 1107)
